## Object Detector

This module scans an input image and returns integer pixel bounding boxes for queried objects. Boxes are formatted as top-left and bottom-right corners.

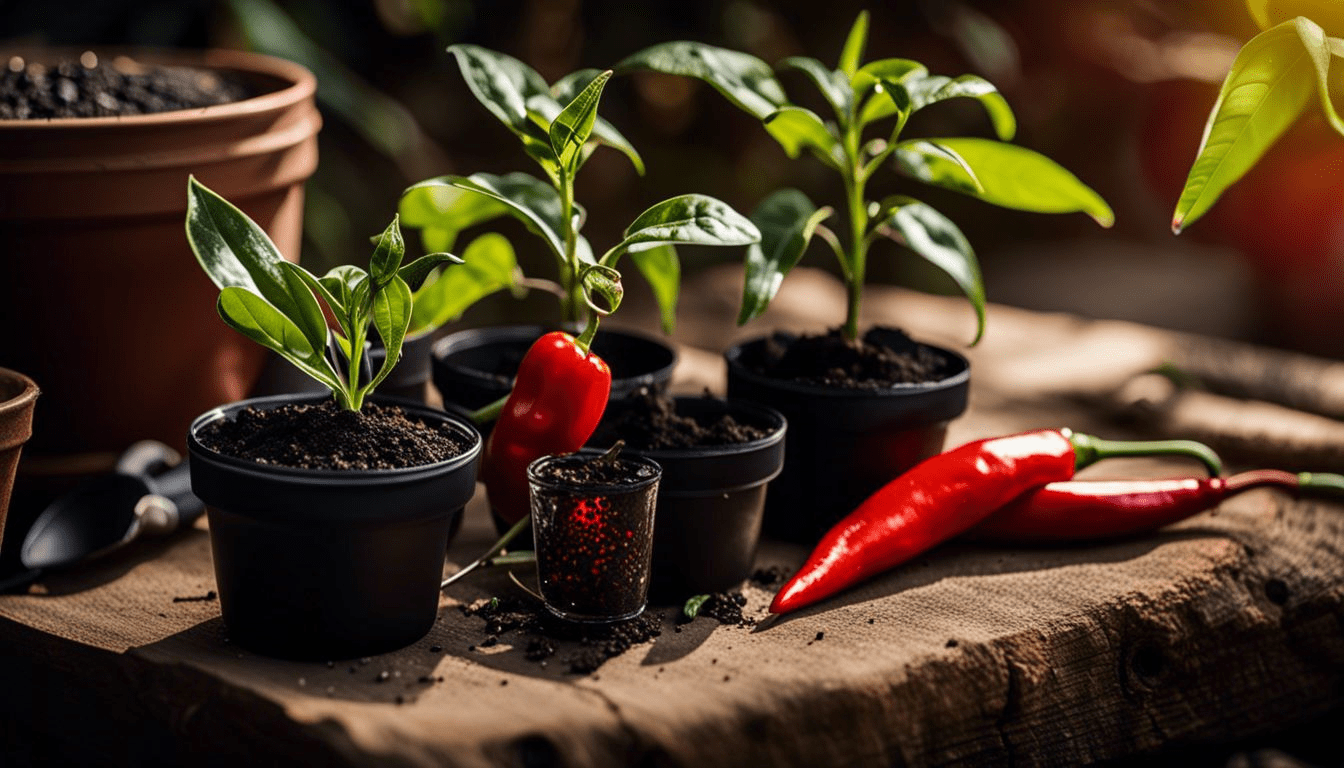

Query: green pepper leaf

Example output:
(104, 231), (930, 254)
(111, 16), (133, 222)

(580, 264), (624, 317)
(838, 11), (870, 77)
(410, 233), (518, 333)
(763, 106), (841, 167)
(928, 138), (1114, 226)
(186, 177), (294, 311)
(892, 140), (983, 195)
(447, 43), (549, 132)
(898, 73), (1016, 141)
(404, 173), (570, 259)
(1172, 20), (1316, 233)
(1294, 17), (1344, 137)
(739, 189), (832, 325)
(362, 275), (413, 397)
(217, 286), (341, 389)
(369, 215), (406, 288)
(398, 252), (463, 292)
(609, 195), (761, 261)
(879, 199), (986, 345)
(683, 594), (711, 620)
(630, 244), (680, 334)
(780, 56), (852, 119)
(853, 59), (927, 123)
(616, 41), (788, 120)
(549, 69), (646, 175)
(549, 70), (612, 174)
(399, 178), (509, 253)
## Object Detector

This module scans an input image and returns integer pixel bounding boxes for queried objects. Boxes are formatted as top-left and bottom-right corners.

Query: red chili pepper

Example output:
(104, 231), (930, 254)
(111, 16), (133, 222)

(971, 470), (1344, 542)
(769, 428), (1222, 614)
(481, 331), (611, 526)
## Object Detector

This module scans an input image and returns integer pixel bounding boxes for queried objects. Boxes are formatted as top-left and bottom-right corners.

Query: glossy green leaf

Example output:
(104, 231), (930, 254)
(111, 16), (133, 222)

(398, 252), (463, 292)
(369, 215), (406, 288)
(630, 244), (680, 334)
(320, 265), (366, 314)
(1295, 17), (1344, 137)
(217, 287), (340, 389)
(399, 177), (510, 253)
(580, 264), (624, 317)
(853, 58), (927, 123)
(898, 73), (1016, 140)
(838, 11), (870, 77)
(683, 594), (711, 620)
(739, 189), (832, 325)
(780, 56), (852, 118)
(892, 140), (983, 195)
(410, 233), (518, 332)
(276, 260), (346, 343)
(448, 43), (548, 131)
(1172, 21), (1315, 232)
(763, 106), (840, 164)
(363, 275), (413, 398)
(616, 41), (788, 120)
(404, 173), (569, 258)
(610, 195), (761, 260)
(929, 138), (1114, 226)
(550, 70), (611, 173)
(186, 177), (292, 309)
(549, 69), (646, 174)
(880, 200), (986, 344)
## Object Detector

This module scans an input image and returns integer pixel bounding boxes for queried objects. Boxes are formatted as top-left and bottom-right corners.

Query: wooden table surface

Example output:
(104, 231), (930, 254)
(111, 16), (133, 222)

(3, 267), (1343, 767)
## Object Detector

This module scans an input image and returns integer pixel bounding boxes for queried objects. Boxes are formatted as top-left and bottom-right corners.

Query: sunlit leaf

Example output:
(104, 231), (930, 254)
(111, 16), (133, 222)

(898, 73), (1016, 140)
(612, 195), (761, 258)
(739, 189), (832, 325)
(892, 140), (983, 194)
(838, 11), (870, 77)
(410, 234), (518, 332)
(763, 106), (840, 166)
(930, 138), (1114, 226)
(780, 56), (852, 119)
(879, 200), (985, 344)
(616, 41), (788, 120)
(403, 172), (570, 258)
(549, 70), (611, 173)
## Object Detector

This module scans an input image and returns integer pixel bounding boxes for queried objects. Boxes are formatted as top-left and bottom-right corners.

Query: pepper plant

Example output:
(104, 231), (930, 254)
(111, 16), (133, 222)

(185, 177), (460, 411)
(399, 45), (761, 334)
(1172, 0), (1344, 233)
(619, 12), (1114, 343)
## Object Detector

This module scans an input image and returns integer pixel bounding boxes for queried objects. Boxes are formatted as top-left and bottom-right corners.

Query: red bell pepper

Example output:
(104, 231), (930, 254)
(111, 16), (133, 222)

(770, 428), (1222, 614)
(481, 331), (611, 526)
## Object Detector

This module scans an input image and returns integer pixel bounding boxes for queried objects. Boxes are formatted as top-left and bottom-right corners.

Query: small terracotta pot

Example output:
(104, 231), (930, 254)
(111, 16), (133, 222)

(0, 48), (320, 462)
(0, 368), (40, 550)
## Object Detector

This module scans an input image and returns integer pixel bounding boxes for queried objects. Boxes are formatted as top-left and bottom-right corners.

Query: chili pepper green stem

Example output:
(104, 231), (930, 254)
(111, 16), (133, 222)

(574, 310), (600, 353)
(841, 124), (868, 343)
(470, 394), (509, 425)
(559, 171), (582, 324)
(440, 515), (532, 589)
(1297, 472), (1344, 494)
(1066, 430), (1222, 476)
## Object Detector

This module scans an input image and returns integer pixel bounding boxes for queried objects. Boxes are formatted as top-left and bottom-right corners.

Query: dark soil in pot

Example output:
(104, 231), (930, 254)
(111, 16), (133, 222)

(726, 326), (968, 545)
(189, 395), (481, 660)
(1, 52), (255, 119)
(588, 390), (787, 602)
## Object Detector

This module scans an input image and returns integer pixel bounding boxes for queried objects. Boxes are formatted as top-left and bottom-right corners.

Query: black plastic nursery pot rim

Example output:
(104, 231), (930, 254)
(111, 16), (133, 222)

(430, 324), (678, 407)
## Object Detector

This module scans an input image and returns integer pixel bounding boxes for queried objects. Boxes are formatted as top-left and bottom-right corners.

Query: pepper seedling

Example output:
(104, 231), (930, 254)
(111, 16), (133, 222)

(185, 176), (461, 411)
(619, 12), (1114, 343)
(399, 46), (761, 334)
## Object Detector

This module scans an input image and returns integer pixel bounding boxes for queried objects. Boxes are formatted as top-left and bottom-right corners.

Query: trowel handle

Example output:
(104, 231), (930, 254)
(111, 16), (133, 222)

(144, 461), (205, 530)
(115, 440), (181, 477)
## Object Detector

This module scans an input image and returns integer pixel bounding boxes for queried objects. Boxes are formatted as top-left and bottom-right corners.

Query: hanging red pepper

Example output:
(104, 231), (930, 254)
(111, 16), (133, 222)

(479, 265), (623, 528)
(481, 331), (611, 526)
(970, 470), (1344, 543)
(769, 428), (1222, 615)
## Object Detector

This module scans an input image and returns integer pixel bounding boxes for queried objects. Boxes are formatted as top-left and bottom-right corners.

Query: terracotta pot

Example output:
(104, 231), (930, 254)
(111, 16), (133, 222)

(0, 48), (320, 463)
(0, 368), (39, 550)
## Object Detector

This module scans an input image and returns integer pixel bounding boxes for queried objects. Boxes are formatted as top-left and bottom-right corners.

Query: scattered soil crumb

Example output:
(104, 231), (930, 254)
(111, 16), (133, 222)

(750, 566), (790, 588)
(946, 639), (959, 648)
(172, 590), (217, 603)
(462, 597), (662, 674)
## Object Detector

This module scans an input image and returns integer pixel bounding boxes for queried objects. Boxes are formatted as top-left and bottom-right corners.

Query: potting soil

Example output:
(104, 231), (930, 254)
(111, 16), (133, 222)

(196, 401), (468, 470)
(1, 53), (252, 119)
(591, 388), (771, 450)
(754, 327), (949, 389)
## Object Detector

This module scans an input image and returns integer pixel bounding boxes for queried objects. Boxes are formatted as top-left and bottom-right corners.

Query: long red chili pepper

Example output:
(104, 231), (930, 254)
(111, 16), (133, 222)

(970, 470), (1344, 542)
(481, 331), (611, 526)
(769, 428), (1222, 615)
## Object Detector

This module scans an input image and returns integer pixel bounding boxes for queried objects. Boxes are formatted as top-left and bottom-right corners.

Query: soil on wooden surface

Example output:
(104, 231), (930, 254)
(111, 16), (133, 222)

(531, 453), (657, 486)
(590, 389), (771, 450)
(750, 327), (950, 389)
(0, 52), (253, 120)
(461, 596), (663, 675)
(196, 401), (467, 470)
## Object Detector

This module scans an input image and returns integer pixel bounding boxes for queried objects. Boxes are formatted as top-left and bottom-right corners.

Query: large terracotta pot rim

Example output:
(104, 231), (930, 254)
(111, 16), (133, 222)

(0, 367), (39, 417)
(0, 47), (316, 131)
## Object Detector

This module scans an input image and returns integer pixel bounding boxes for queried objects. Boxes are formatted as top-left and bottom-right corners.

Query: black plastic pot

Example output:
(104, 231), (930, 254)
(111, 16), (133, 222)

(725, 329), (969, 544)
(187, 394), (481, 660)
(588, 397), (786, 601)
(430, 325), (677, 415)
